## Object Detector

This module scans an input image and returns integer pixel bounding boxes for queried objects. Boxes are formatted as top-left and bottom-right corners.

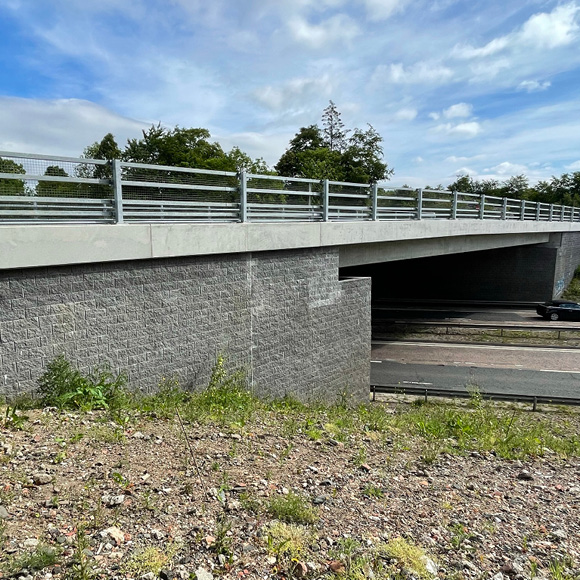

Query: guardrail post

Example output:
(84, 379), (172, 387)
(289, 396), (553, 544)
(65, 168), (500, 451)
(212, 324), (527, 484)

(535, 202), (541, 221)
(239, 170), (247, 223)
(322, 179), (330, 221)
(416, 188), (423, 220)
(451, 189), (458, 219)
(479, 194), (485, 219)
(560, 204), (565, 221)
(111, 159), (123, 224)
(520, 199), (526, 221)
(371, 183), (378, 221)
(501, 196), (507, 220)
(549, 204), (554, 221)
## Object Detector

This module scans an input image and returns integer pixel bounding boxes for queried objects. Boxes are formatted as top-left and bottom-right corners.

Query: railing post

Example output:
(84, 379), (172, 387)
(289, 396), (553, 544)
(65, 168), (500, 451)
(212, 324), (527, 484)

(549, 203), (554, 221)
(322, 180), (330, 221)
(111, 159), (123, 224)
(371, 183), (378, 221)
(451, 190), (458, 219)
(479, 194), (485, 219)
(560, 205), (565, 221)
(535, 202), (541, 221)
(239, 170), (247, 223)
(501, 197), (507, 220)
(416, 188), (423, 220)
(571, 204), (575, 222)
(520, 199), (526, 221)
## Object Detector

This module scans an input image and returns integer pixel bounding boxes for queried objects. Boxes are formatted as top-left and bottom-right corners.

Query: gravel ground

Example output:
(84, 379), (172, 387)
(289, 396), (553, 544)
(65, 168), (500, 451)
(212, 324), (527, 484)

(1, 405), (579, 580)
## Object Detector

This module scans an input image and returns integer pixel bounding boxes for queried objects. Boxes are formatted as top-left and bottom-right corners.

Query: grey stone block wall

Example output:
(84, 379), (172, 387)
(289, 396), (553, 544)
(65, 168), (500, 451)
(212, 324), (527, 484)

(0, 248), (370, 402)
(553, 232), (580, 296)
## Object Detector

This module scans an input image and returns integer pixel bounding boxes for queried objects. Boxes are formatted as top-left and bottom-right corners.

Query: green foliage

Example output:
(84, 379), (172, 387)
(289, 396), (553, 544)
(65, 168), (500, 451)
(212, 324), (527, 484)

(266, 491), (318, 525)
(122, 124), (267, 173)
(2, 406), (29, 430)
(265, 522), (316, 574)
(36, 165), (79, 198)
(121, 543), (180, 577)
(2, 542), (61, 575)
(186, 355), (257, 426)
(380, 537), (434, 579)
(0, 158), (26, 196)
(275, 102), (393, 183)
(562, 266), (580, 301)
(37, 355), (128, 411)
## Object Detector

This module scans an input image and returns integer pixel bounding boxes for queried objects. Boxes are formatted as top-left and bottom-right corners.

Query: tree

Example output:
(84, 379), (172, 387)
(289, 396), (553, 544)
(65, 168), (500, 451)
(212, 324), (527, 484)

(0, 158), (26, 196)
(275, 103), (393, 184)
(341, 124), (392, 183)
(321, 100), (349, 153)
(36, 166), (79, 197)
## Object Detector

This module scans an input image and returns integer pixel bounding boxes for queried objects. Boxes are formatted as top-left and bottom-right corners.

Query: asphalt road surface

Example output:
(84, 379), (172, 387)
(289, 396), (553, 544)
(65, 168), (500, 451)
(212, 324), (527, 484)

(371, 341), (580, 398)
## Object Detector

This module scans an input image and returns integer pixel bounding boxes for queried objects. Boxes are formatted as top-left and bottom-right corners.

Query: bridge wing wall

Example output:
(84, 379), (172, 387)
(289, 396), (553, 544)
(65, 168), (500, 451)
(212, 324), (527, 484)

(0, 248), (370, 402)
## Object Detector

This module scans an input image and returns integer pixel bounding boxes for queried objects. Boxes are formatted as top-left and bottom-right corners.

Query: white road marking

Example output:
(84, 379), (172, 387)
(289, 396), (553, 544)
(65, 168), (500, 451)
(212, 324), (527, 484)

(539, 369), (580, 374)
(403, 381), (433, 385)
(373, 341), (580, 354)
(371, 360), (383, 364)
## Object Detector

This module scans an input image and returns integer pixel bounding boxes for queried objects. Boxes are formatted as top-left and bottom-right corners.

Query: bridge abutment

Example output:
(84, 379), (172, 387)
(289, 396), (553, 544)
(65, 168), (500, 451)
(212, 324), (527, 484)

(0, 248), (371, 402)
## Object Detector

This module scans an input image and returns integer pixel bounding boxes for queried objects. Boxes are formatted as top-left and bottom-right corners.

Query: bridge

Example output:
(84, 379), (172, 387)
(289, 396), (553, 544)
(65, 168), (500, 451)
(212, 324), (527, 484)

(2, 151), (580, 401)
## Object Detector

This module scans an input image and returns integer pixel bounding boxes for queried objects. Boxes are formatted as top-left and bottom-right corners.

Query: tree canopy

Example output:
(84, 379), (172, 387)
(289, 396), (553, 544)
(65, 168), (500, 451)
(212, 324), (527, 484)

(447, 173), (580, 207)
(0, 158), (26, 196)
(275, 102), (393, 184)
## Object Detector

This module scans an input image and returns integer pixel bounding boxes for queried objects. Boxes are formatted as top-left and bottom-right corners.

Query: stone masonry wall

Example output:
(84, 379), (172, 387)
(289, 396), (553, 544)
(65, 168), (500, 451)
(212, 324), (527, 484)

(0, 248), (370, 402)
(553, 232), (580, 297)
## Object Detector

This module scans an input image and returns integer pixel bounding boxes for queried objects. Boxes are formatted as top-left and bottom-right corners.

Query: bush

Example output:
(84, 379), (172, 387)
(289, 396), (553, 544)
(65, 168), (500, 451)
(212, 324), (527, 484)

(38, 355), (128, 411)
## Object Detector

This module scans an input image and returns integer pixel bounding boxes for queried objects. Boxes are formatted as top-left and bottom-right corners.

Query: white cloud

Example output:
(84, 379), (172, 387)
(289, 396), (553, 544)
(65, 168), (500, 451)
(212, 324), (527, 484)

(519, 3), (580, 49)
(376, 62), (453, 84)
(434, 122), (482, 138)
(254, 75), (333, 111)
(413, 156), (424, 163)
(362, 0), (410, 21)
(287, 14), (359, 48)
(486, 161), (528, 175)
(566, 160), (580, 170)
(443, 103), (472, 119)
(518, 80), (551, 93)
(429, 112), (440, 120)
(393, 107), (417, 121)
(453, 2), (580, 59)
(0, 97), (147, 157)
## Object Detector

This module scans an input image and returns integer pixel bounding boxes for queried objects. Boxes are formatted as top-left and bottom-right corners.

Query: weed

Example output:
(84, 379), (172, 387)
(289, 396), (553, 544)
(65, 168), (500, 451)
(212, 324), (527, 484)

(2, 406), (29, 430)
(352, 445), (367, 467)
(265, 522), (315, 574)
(549, 555), (577, 580)
(2, 542), (61, 576)
(121, 543), (180, 577)
(362, 484), (384, 499)
(211, 514), (233, 565)
(449, 523), (474, 551)
(380, 537), (435, 579)
(239, 491), (262, 514)
(266, 491), (318, 525)
(38, 355), (127, 411)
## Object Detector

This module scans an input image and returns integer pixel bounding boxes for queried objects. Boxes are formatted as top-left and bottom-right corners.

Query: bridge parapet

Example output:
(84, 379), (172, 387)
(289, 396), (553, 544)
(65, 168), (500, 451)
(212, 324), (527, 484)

(1, 150), (579, 226)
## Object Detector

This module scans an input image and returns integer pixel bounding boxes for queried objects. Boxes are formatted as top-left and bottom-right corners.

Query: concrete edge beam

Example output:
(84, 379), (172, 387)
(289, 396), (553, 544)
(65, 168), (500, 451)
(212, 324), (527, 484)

(1, 220), (580, 270)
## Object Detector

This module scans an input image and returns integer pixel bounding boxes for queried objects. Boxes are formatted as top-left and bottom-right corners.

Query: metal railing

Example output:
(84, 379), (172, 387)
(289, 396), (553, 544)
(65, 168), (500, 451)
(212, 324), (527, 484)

(1, 150), (579, 225)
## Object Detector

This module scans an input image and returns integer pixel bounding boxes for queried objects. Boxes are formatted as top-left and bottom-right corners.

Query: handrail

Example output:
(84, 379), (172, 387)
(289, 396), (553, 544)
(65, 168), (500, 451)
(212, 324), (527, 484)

(1, 150), (579, 226)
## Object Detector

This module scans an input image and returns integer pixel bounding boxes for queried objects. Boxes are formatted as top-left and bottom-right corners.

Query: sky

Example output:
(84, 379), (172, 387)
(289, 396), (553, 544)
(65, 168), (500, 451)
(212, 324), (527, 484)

(1, 0), (580, 188)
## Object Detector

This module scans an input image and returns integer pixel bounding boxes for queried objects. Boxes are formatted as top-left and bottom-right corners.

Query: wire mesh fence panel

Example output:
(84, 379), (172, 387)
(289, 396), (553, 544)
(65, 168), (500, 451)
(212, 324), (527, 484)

(0, 152), (111, 200)
(120, 162), (239, 203)
(505, 198), (523, 219)
(422, 189), (453, 219)
(246, 174), (322, 221)
(328, 181), (372, 220)
(375, 187), (417, 220)
(455, 192), (481, 218)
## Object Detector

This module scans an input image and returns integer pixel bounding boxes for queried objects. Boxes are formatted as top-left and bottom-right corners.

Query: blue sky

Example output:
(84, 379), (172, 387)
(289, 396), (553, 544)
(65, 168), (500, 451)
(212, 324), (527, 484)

(1, 0), (580, 187)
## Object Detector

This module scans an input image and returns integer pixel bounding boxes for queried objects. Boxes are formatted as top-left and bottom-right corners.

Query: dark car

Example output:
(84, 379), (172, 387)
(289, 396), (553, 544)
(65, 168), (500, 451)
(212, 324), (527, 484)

(536, 300), (580, 321)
